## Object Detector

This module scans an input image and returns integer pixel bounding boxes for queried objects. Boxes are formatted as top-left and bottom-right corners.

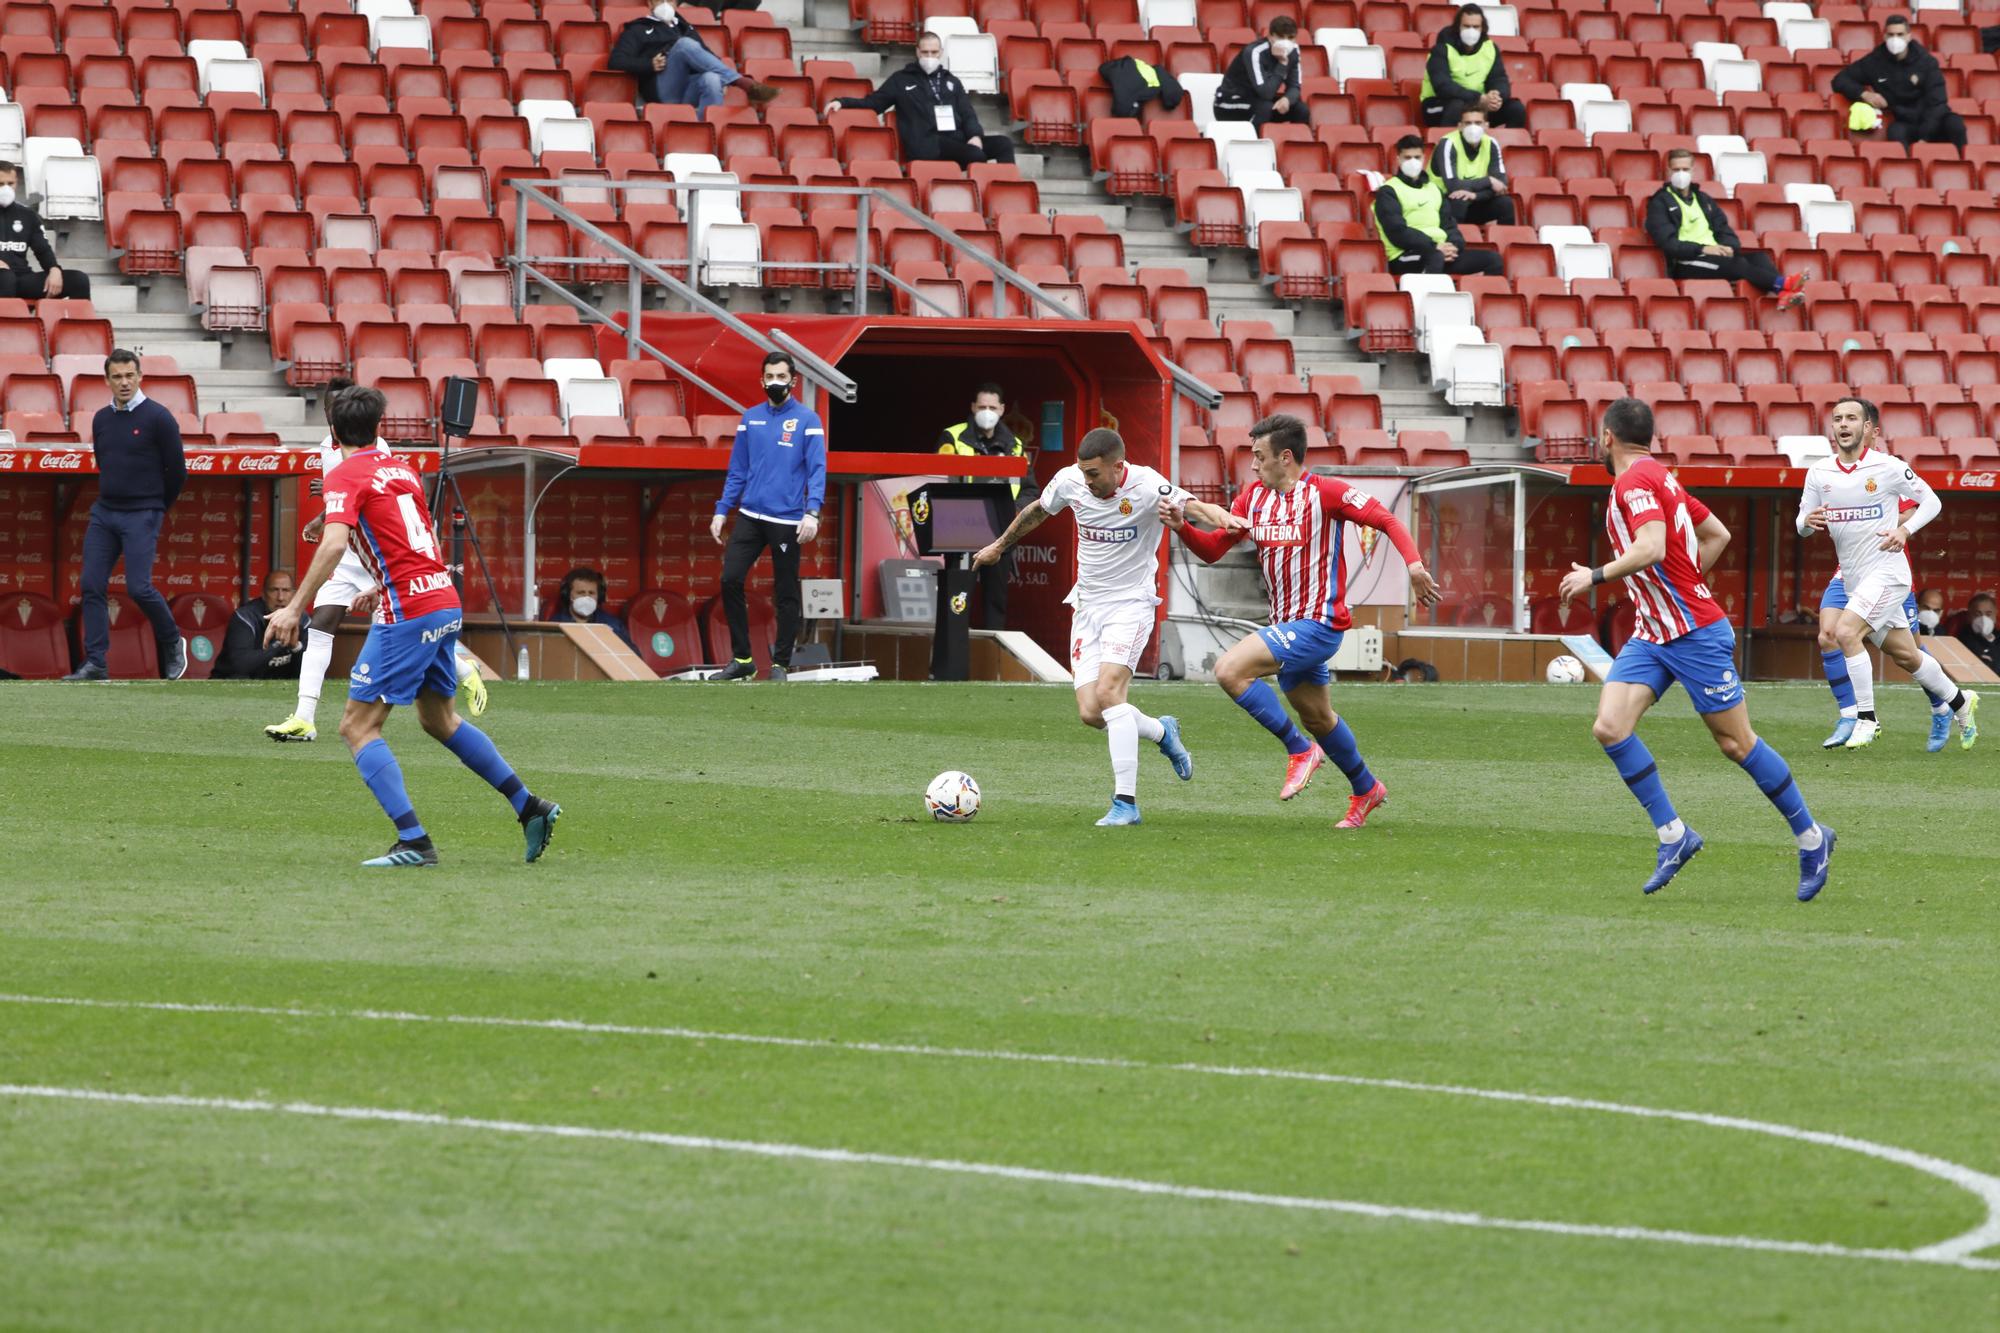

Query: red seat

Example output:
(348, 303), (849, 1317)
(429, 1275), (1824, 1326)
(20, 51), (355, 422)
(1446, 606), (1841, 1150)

(625, 588), (705, 674)
(0, 591), (70, 678)
(168, 592), (235, 680)
(698, 592), (773, 669)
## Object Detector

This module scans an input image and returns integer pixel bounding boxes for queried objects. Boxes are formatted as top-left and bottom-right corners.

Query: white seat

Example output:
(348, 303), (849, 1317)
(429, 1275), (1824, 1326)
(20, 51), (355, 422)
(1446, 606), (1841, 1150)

(187, 39), (248, 81)
(1180, 72), (1225, 128)
(1912, 0), (1960, 10)
(1221, 137), (1278, 183)
(0, 104), (22, 162)
(356, 0), (415, 19)
(1427, 322), (1482, 380)
(1762, 1), (1814, 21)
(1554, 241), (1612, 283)
(1695, 133), (1750, 158)
(1203, 120), (1259, 147)
(543, 358), (608, 391)
(519, 98), (580, 139)
(1710, 58), (1762, 96)
(1331, 45), (1387, 85)
(943, 33), (999, 94)
(23, 137), (82, 203)
(371, 14), (432, 54)
(1481, 4), (1519, 37)
(1416, 290), (1475, 353)
(921, 15), (981, 41)
(0, 429), (15, 445)
(1536, 223), (1593, 249)
(183, 245), (246, 304)
(1800, 198), (1855, 242)
(558, 376), (624, 423)
(701, 222), (762, 286)
(322, 213), (378, 252)
(1777, 434), (1833, 466)
(1779, 17), (1831, 51)
(1559, 82), (1613, 114)
(1244, 186), (1303, 244)
(531, 116), (595, 158)
(37, 154), (102, 221)
(1711, 150), (1767, 197)
(1691, 41), (1745, 82)
(1396, 273), (1458, 324)
(1230, 167), (1285, 193)
(1140, 0), (1198, 30)
(1577, 99), (1632, 142)
(1313, 26), (1371, 50)
(202, 58), (265, 99)
(664, 151), (724, 179)
(1782, 181), (1835, 206)
(681, 170), (743, 254)
(1444, 339), (1506, 407)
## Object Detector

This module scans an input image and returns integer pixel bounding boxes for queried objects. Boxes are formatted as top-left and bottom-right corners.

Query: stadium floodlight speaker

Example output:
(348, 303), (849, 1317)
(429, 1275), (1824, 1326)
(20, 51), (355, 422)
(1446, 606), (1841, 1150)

(440, 376), (479, 438)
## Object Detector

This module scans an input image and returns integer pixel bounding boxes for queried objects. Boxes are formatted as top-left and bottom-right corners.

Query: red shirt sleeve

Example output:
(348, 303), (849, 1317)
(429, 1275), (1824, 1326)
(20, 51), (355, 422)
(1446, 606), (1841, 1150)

(321, 455), (366, 527)
(1178, 487), (1251, 564)
(1315, 475), (1423, 566)
(1614, 471), (1667, 529)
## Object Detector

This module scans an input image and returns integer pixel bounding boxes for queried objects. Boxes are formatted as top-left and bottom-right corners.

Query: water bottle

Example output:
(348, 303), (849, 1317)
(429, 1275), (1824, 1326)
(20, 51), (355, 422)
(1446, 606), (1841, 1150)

(516, 645), (530, 681)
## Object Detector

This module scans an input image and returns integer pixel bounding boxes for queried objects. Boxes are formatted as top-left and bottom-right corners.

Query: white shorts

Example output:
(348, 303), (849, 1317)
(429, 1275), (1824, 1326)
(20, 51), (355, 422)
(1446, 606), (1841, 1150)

(1069, 599), (1155, 686)
(313, 550), (380, 614)
(1844, 571), (1913, 635)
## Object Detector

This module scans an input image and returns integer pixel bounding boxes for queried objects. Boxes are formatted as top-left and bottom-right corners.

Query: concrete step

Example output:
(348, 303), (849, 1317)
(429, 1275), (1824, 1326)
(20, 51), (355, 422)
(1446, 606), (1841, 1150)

(214, 395), (309, 426)
(131, 339), (223, 372)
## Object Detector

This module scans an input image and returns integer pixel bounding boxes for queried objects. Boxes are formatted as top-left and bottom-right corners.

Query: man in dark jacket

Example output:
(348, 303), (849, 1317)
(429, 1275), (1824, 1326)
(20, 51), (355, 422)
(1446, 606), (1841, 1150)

(936, 382), (1025, 630)
(215, 571), (305, 680)
(548, 566), (637, 649)
(1214, 17), (1307, 126)
(1099, 55), (1184, 120)
(0, 160), (91, 301)
(1420, 4), (1524, 129)
(1375, 135), (1503, 276)
(1832, 14), (1965, 150)
(608, 0), (777, 116)
(64, 350), (187, 681)
(826, 32), (1014, 164)
(1645, 148), (1806, 306)
(1429, 104), (1514, 227)
(1960, 593), (1999, 670)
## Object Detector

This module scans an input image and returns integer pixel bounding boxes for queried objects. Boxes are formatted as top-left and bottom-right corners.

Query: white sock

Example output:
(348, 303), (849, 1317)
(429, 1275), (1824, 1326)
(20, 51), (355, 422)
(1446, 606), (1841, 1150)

(1844, 651), (1874, 714)
(1133, 709), (1165, 744)
(1797, 824), (1823, 851)
(297, 627), (335, 723)
(1103, 702), (1140, 800)
(1657, 817), (1686, 844)
(1839, 705), (1858, 719)
(1909, 653), (1959, 712)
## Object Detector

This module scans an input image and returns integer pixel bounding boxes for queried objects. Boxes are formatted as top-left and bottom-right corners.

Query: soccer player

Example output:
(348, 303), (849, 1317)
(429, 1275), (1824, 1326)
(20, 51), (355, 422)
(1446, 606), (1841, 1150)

(971, 427), (1205, 826)
(1801, 397), (1977, 752)
(266, 378), (486, 742)
(1816, 494), (1954, 751)
(1559, 398), (1834, 900)
(1160, 414), (1439, 830)
(265, 386), (559, 867)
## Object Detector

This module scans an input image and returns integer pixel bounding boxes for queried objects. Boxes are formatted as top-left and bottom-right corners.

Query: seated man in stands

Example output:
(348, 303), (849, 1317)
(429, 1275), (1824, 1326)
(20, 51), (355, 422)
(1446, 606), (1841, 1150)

(1213, 17), (1307, 127)
(1916, 587), (1946, 636)
(548, 566), (636, 650)
(825, 32), (1015, 165)
(1374, 136), (1504, 276)
(1833, 14), (1966, 150)
(215, 571), (304, 680)
(1420, 4), (1524, 129)
(0, 161), (91, 302)
(1959, 593), (1999, 671)
(610, 0), (778, 117)
(1430, 104), (1514, 228)
(1645, 148), (1806, 308)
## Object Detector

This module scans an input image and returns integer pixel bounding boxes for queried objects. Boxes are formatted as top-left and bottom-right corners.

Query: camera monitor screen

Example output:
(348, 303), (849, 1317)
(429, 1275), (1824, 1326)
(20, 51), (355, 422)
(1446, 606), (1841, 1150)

(928, 497), (1003, 551)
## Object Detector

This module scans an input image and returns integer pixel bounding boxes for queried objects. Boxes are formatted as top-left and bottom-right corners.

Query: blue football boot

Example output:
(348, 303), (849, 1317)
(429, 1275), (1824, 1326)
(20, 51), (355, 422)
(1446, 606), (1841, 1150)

(1642, 827), (1704, 895)
(1821, 716), (1856, 749)
(1797, 824), (1836, 902)
(1157, 715), (1193, 781)
(1928, 707), (1952, 753)
(1095, 798), (1142, 827)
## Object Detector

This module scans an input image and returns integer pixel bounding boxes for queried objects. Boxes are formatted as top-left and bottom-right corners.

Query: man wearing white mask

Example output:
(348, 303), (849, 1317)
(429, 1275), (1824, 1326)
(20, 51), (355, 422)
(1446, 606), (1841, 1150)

(1916, 588), (1946, 636)
(1833, 14), (1965, 150)
(1421, 4), (1524, 129)
(1430, 104), (1514, 228)
(1214, 17), (1308, 126)
(0, 160), (92, 302)
(1959, 594), (2000, 672)
(825, 32), (1015, 165)
(937, 383), (1027, 630)
(1375, 135), (1504, 276)
(549, 567), (636, 649)
(608, 0), (778, 117)
(1646, 148), (1807, 308)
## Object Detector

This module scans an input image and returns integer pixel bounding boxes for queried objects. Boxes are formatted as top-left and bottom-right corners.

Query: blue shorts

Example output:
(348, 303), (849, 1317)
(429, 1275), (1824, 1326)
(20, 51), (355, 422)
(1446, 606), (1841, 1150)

(1606, 618), (1743, 713)
(1820, 575), (1919, 633)
(1259, 618), (1344, 693)
(348, 607), (462, 706)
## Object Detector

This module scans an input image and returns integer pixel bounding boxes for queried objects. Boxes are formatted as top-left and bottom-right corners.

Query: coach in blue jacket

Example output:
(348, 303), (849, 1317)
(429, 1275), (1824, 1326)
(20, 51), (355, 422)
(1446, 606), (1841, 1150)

(707, 351), (826, 681)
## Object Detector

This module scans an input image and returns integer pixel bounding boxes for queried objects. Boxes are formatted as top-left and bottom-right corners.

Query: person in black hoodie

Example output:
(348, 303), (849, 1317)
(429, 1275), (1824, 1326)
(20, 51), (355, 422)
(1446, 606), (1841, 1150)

(215, 572), (305, 680)
(1645, 148), (1807, 305)
(826, 32), (1013, 164)
(1420, 4), (1524, 129)
(1213, 17), (1307, 126)
(1832, 14), (1965, 149)
(0, 160), (91, 301)
(608, 0), (778, 115)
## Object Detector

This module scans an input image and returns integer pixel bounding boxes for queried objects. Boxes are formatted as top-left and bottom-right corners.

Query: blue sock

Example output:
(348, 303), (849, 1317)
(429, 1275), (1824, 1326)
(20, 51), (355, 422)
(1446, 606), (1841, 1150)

(442, 721), (531, 814)
(1739, 738), (1814, 836)
(1316, 717), (1375, 796)
(1232, 680), (1313, 755)
(354, 738), (426, 842)
(1821, 648), (1857, 711)
(1918, 644), (1949, 709)
(1602, 735), (1678, 829)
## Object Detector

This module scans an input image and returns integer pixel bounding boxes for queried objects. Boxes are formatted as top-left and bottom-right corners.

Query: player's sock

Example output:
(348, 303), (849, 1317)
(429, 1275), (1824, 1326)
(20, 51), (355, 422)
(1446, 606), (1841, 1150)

(1102, 703), (1142, 800)
(441, 721), (533, 814)
(1908, 652), (1963, 713)
(1916, 645), (1951, 710)
(1844, 651), (1875, 715)
(297, 627), (335, 722)
(1232, 680), (1313, 755)
(1737, 738), (1818, 847)
(1602, 735), (1678, 832)
(1131, 709), (1165, 744)
(1820, 648), (1857, 715)
(1315, 716), (1375, 796)
(354, 738), (426, 842)
(1657, 817), (1686, 845)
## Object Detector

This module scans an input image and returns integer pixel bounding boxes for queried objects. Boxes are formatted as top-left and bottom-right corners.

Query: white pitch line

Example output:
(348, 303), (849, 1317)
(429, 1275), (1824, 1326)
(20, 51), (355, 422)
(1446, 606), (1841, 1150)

(5, 992), (1998, 1266)
(3, 1083), (1997, 1274)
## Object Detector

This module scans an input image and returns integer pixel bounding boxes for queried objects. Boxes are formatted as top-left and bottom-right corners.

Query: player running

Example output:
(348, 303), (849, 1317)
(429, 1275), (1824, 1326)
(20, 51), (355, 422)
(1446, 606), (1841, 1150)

(1816, 494), (1954, 751)
(1559, 398), (1833, 901)
(1161, 414), (1439, 830)
(1800, 396), (1976, 752)
(266, 377), (486, 742)
(972, 427), (1206, 827)
(265, 386), (558, 867)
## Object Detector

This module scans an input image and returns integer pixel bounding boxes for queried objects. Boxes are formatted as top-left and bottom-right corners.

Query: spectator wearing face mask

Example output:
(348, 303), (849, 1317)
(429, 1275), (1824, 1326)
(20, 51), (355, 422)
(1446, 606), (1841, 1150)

(1376, 135), (1504, 276)
(1430, 104), (1513, 228)
(825, 32), (1015, 165)
(0, 160), (92, 302)
(549, 567), (636, 649)
(1833, 14), (1966, 150)
(1647, 148), (1807, 307)
(937, 382), (1025, 630)
(609, 0), (778, 117)
(1421, 4), (1525, 129)
(1915, 587), (1946, 636)
(1213, 18), (1308, 127)
(1959, 593), (1999, 670)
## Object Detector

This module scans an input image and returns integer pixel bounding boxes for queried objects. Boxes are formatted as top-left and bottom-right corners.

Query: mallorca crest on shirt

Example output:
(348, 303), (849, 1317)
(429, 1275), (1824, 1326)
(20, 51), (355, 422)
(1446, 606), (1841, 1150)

(1118, 498), (1133, 516)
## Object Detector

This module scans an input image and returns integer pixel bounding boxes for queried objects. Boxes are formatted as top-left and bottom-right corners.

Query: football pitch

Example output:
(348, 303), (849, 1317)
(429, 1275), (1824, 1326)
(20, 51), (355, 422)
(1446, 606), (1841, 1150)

(3, 677), (1997, 1330)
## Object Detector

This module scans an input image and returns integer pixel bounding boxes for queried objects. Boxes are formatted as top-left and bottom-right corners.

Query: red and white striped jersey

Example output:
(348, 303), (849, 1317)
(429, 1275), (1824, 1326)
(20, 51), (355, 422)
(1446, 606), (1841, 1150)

(1605, 457), (1727, 644)
(1210, 474), (1421, 628)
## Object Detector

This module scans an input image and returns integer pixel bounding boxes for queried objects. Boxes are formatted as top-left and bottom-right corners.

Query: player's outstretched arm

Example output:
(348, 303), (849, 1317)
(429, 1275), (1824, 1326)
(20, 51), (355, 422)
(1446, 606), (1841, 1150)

(1694, 512), (1730, 574)
(972, 500), (1048, 567)
(267, 522), (353, 647)
(1179, 498), (1247, 531)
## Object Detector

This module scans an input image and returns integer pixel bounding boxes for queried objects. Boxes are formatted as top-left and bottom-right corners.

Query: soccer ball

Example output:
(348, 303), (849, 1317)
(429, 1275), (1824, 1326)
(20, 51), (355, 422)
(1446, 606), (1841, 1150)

(1546, 654), (1587, 684)
(925, 771), (982, 822)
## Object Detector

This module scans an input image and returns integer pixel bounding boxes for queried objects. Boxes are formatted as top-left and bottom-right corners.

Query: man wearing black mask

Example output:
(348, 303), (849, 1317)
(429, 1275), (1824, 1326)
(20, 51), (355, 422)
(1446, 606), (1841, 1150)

(0, 160), (92, 302)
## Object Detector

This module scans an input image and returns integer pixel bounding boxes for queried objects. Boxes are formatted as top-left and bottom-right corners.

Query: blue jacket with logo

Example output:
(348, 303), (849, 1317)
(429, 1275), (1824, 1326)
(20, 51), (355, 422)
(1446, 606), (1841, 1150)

(716, 396), (826, 523)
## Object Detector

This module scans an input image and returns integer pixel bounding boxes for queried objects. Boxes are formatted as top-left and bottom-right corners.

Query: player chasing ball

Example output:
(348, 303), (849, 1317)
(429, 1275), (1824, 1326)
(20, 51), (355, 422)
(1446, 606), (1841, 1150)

(1162, 414), (1440, 830)
(973, 428), (1199, 827)
(265, 386), (559, 868)
(1799, 397), (1977, 753)
(1560, 398), (1833, 901)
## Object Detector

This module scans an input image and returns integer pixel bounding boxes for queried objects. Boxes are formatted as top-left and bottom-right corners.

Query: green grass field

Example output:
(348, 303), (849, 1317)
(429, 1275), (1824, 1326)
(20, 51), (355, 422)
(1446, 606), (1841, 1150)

(4, 676), (1998, 1330)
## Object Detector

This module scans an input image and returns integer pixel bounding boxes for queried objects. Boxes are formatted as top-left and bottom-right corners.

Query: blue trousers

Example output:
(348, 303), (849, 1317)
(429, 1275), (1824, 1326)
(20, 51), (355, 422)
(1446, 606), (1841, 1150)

(80, 503), (180, 668)
(655, 40), (737, 117)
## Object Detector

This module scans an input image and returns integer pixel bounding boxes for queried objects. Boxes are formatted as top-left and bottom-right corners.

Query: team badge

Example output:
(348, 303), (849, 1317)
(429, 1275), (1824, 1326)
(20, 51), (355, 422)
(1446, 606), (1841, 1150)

(1118, 498), (1133, 515)
(1864, 479), (1877, 492)
(950, 592), (968, 615)
(912, 496), (930, 523)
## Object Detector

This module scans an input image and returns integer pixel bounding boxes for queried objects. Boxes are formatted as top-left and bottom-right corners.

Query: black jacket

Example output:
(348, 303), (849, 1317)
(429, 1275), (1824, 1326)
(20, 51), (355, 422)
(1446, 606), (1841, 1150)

(1832, 41), (1953, 134)
(1216, 38), (1300, 110)
(1429, 132), (1507, 196)
(1644, 184), (1741, 263)
(1097, 56), (1184, 120)
(91, 397), (185, 512)
(215, 597), (303, 680)
(608, 14), (711, 103)
(1959, 624), (2000, 670)
(832, 62), (984, 160)
(0, 200), (58, 279)
(1425, 31), (1510, 104)
(1373, 177), (1463, 257)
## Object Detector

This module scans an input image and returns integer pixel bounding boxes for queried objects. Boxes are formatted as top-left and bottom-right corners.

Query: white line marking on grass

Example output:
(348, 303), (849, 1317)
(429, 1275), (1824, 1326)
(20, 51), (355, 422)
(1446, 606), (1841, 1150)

(3, 1083), (1997, 1273)
(6, 993), (1999, 1267)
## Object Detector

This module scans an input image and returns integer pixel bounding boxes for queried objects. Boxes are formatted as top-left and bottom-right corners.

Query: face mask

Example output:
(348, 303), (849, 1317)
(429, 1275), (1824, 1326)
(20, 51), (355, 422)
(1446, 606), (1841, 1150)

(1918, 608), (1942, 630)
(1460, 26), (1482, 45)
(1401, 158), (1426, 180)
(0, 186), (14, 209)
(1886, 34), (1908, 55)
(1669, 169), (1692, 192)
(1460, 123), (1484, 145)
(1977, 615), (1997, 638)
(973, 408), (1000, 431)
(653, 2), (674, 18)
(764, 381), (790, 406)
(917, 55), (942, 74)
(1269, 39), (1294, 58)
(571, 595), (599, 619)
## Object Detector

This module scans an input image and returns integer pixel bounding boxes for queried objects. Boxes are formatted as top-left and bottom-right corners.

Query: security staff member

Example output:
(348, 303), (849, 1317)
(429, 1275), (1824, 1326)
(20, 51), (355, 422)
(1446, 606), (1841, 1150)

(1430, 105), (1514, 227)
(1376, 136), (1504, 276)
(1832, 14), (1966, 150)
(0, 160), (92, 301)
(1420, 3), (1525, 129)
(215, 571), (305, 680)
(825, 31), (1014, 165)
(936, 382), (1025, 630)
(1646, 148), (1805, 307)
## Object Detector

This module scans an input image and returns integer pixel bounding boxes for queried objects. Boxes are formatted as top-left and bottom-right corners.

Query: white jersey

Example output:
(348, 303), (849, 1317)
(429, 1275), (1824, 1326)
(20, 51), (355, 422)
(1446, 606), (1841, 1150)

(1796, 447), (1940, 589)
(318, 433), (391, 479)
(315, 434), (394, 609)
(1038, 461), (1192, 607)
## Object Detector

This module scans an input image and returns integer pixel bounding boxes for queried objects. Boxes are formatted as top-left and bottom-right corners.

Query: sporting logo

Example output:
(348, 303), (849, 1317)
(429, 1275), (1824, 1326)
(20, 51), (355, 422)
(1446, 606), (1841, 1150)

(950, 591), (968, 615)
